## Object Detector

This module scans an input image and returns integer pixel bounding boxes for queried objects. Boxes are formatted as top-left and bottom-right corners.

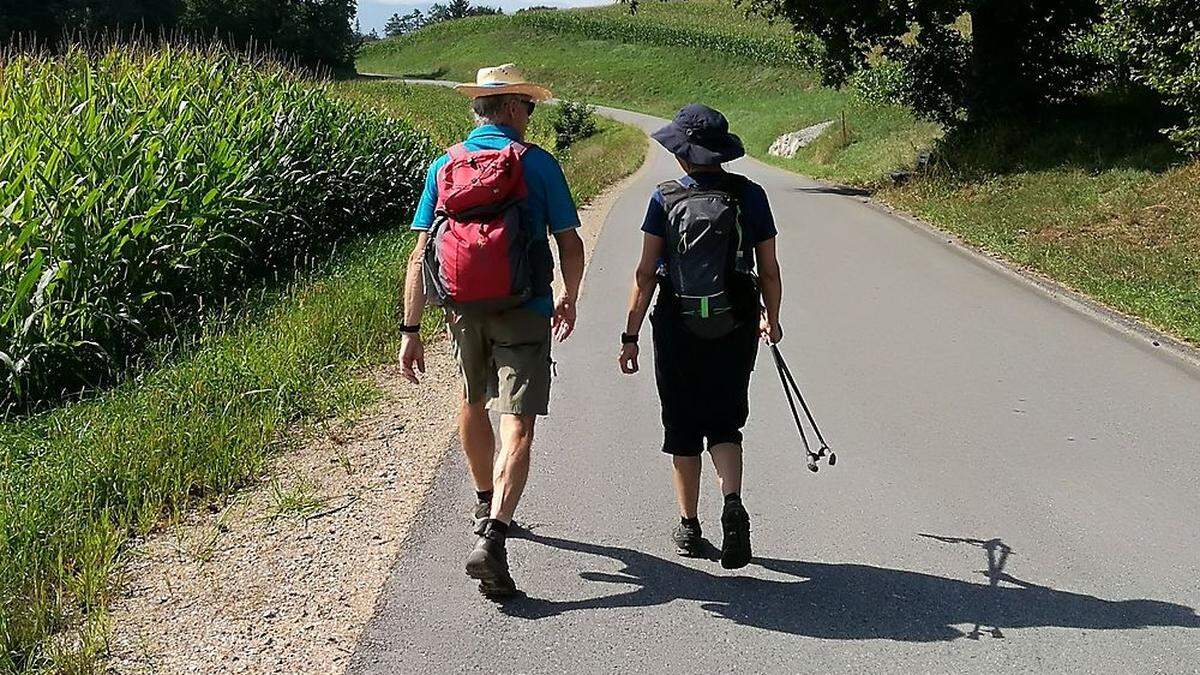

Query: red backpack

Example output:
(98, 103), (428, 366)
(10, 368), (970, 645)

(422, 141), (534, 313)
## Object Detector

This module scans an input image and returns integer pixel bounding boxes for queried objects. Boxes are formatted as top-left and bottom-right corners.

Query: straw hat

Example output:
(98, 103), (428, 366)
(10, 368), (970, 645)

(454, 63), (554, 101)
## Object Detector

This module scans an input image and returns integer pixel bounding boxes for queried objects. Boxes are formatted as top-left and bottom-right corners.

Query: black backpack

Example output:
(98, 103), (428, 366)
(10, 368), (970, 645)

(658, 174), (757, 339)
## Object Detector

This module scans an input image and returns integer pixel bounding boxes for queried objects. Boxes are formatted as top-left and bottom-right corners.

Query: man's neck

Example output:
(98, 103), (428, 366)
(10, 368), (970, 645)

(480, 120), (524, 140)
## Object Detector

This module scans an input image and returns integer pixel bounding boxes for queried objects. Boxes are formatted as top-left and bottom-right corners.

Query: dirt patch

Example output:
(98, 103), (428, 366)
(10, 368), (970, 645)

(102, 141), (649, 675)
(102, 351), (461, 675)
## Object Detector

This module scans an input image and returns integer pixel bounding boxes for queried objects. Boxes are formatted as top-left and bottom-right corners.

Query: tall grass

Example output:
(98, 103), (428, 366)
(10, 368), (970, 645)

(0, 45), (432, 408)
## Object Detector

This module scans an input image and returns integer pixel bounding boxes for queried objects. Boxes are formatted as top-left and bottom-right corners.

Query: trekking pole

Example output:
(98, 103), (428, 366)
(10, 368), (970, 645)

(769, 343), (836, 472)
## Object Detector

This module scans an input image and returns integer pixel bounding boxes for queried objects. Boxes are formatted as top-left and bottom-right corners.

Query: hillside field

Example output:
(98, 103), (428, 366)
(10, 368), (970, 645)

(359, 1), (1199, 345)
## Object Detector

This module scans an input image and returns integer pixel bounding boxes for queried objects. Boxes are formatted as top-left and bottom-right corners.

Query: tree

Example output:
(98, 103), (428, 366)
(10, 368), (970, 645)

(384, 9), (425, 37)
(1100, 0), (1200, 153)
(180, 0), (359, 75)
(0, 0), (183, 45)
(427, 0), (502, 24)
(743, 0), (1104, 122)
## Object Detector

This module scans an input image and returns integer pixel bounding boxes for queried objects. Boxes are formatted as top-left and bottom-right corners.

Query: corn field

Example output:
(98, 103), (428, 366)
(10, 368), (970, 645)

(0, 45), (433, 408)
(512, 7), (810, 66)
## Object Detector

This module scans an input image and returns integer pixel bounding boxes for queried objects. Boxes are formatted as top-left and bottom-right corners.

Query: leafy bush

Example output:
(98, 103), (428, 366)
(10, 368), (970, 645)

(1100, 0), (1200, 153)
(889, 24), (972, 126)
(849, 59), (907, 106)
(553, 100), (599, 150)
(0, 45), (432, 407)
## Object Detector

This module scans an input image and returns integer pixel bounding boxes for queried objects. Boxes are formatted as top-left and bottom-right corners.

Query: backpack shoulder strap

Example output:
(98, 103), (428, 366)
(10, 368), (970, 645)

(710, 172), (749, 198)
(446, 143), (469, 161)
(507, 140), (536, 158)
(656, 179), (693, 213)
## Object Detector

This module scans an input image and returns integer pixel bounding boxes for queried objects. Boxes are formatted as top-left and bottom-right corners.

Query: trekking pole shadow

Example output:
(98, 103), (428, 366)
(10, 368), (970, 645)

(499, 530), (1200, 641)
(919, 534), (1015, 639)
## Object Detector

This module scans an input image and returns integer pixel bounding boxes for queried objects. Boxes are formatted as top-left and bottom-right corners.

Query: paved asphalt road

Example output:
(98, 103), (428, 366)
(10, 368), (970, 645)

(351, 100), (1200, 673)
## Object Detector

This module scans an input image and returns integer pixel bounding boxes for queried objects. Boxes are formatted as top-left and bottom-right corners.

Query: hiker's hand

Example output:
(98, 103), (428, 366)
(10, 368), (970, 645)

(553, 294), (577, 341)
(618, 343), (639, 374)
(760, 314), (783, 344)
(400, 334), (425, 384)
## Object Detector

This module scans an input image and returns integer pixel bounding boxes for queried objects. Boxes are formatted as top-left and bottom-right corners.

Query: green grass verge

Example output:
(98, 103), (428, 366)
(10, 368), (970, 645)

(358, 3), (1199, 347)
(880, 100), (1200, 344)
(0, 80), (644, 672)
(1, 231), (414, 672)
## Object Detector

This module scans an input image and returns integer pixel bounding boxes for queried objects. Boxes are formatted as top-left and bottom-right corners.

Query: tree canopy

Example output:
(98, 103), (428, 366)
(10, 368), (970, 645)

(743, 0), (1105, 122)
(0, 0), (359, 75)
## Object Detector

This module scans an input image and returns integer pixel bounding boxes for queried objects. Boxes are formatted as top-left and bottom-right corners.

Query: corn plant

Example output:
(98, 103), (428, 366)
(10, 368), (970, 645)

(0, 45), (434, 408)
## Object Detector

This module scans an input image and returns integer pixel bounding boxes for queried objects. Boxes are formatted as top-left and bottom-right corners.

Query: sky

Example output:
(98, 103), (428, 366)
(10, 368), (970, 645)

(356, 0), (611, 34)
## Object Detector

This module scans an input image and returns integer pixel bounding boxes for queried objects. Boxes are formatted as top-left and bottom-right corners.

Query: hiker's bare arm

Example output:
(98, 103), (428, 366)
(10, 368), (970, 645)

(756, 237), (783, 344)
(552, 228), (584, 341)
(619, 233), (665, 374)
(400, 232), (428, 384)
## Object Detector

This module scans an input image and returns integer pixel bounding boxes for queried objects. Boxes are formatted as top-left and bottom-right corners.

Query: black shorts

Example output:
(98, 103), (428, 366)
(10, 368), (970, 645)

(650, 301), (759, 456)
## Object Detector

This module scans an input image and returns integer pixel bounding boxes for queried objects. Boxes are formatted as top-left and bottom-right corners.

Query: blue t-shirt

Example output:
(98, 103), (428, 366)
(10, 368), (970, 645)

(412, 124), (580, 317)
(641, 173), (778, 269)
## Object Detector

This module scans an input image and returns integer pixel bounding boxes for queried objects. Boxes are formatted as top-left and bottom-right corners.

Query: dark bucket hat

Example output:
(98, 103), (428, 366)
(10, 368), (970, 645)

(651, 103), (745, 165)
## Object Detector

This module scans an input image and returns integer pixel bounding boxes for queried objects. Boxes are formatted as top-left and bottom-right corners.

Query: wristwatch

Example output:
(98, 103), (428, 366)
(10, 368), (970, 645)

(400, 324), (421, 334)
(621, 332), (638, 344)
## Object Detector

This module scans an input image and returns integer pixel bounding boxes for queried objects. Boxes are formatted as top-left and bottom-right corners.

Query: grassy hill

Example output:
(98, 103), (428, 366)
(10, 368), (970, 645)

(358, 8), (940, 185)
(359, 1), (1199, 346)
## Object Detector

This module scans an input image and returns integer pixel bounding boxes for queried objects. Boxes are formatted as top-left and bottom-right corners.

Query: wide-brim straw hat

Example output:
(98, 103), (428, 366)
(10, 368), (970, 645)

(454, 63), (554, 102)
(651, 103), (745, 165)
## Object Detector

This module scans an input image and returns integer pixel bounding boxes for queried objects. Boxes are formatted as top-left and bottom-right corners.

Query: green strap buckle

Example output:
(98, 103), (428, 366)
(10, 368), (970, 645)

(700, 296), (710, 318)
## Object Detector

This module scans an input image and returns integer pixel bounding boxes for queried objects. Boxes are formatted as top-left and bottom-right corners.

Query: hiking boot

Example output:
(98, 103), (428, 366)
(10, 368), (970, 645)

(471, 499), (490, 536)
(720, 499), (752, 569)
(465, 523), (517, 598)
(672, 519), (703, 557)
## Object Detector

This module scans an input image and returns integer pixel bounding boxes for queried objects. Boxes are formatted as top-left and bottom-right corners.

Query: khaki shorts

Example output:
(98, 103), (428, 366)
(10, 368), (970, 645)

(446, 308), (552, 416)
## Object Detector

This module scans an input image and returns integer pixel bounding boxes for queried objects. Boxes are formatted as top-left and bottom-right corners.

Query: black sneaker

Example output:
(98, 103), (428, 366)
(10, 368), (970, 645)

(672, 520), (703, 557)
(471, 500), (490, 536)
(465, 525), (517, 598)
(720, 499), (752, 569)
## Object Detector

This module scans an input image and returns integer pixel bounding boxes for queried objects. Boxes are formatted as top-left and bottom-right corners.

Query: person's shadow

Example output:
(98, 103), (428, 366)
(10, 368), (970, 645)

(499, 530), (1200, 642)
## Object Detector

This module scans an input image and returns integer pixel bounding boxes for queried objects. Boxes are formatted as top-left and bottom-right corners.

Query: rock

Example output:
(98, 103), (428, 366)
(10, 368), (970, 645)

(768, 120), (836, 158)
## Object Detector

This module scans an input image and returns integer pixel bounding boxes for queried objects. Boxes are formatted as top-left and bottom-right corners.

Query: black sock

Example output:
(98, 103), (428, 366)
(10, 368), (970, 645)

(724, 492), (741, 504)
(486, 518), (510, 537)
(476, 489), (493, 504)
(681, 516), (701, 528)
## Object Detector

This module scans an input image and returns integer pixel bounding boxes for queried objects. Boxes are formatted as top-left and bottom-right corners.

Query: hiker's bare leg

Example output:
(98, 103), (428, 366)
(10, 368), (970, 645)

(491, 413), (535, 524)
(672, 456), (702, 519)
(709, 442), (744, 496)
(460, 397), (495, 492)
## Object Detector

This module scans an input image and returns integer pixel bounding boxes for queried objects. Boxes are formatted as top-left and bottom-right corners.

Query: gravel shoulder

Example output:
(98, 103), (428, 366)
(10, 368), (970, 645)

(102, 141), (650, 675)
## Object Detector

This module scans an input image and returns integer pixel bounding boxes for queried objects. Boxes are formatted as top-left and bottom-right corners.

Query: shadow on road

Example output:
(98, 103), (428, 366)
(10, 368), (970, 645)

(791, 185), (872, 197)
(500, 531), (1200, 642)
